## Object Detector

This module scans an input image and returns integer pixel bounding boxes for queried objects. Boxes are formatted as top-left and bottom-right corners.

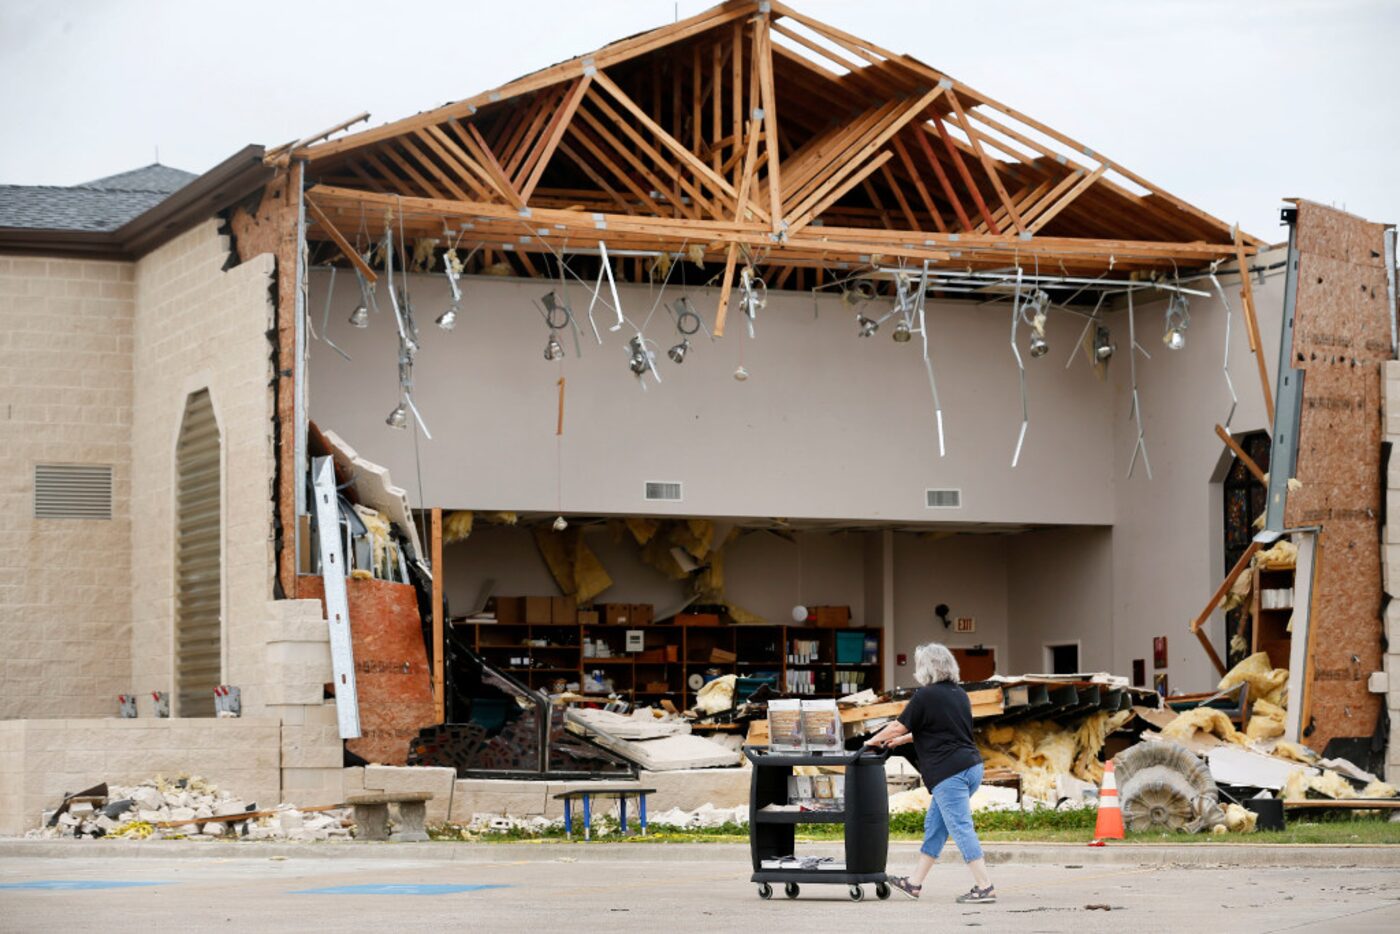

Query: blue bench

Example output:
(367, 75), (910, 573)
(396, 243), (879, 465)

(552, 787), (656, 840)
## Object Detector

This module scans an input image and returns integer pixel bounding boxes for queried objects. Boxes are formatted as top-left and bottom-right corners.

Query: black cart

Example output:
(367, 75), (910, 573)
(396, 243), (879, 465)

(744, 746), (890, 901)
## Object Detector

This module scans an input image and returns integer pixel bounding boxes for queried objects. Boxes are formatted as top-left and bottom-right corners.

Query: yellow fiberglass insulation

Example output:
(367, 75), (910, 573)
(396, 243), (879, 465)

(1361, 780), (1398, 799)
(1271, 740), (1318, 764)
(1245, 699), (1286, 741)
(1283, 768), (1359, 801)
(1255, 539), (1298, 569)
(1159, 707), (1248, 746)
(352, 504), (397, 578)
(1223, 802), (1258, 833)
(973, 711), (1133, 803)
(442, 511), (474, 545)
(1218, 652), (1289, 707)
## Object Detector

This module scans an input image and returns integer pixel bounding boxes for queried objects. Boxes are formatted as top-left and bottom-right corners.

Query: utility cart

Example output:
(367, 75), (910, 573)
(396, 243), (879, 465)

(744, 746), (890, 901)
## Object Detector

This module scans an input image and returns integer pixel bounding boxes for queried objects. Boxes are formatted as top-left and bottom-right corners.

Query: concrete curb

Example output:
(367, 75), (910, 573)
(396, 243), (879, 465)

(1, 839), (1397, 868)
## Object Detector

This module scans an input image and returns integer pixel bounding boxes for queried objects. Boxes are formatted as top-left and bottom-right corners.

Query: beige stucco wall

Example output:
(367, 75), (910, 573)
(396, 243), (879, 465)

(1108, 251), (1287, 693)
(0, 256), (135, 719)
(128, 219), (282, 717)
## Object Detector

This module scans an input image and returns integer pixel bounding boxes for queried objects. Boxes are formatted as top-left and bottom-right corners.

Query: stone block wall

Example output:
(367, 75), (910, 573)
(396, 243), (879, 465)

(129, 219), (277, 716)
(0, 718), (281, 836)
(0, 256), (135, 719)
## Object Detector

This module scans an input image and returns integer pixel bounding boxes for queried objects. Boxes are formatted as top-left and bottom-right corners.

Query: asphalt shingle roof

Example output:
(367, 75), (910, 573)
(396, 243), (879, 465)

(0, 163), (198, 232)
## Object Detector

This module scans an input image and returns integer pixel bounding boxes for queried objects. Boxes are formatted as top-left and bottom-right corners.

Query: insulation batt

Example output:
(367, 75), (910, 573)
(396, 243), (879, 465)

(1222, 802), (1258, 833)
(1245, 700), (1286, 741)
(1280, 768), (1396, 801)
(1218, 652), (1289, 707)
(1160, 707), (1248, 746)
(1271, 740), (1319, 764)
(975, 710), (1132, 803)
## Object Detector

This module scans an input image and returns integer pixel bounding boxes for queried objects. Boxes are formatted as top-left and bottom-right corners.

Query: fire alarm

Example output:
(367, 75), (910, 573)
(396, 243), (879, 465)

(897, 653), (908, 666)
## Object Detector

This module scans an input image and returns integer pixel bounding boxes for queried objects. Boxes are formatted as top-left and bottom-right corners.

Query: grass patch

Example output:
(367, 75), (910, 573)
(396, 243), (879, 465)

(429, 809), (1400, 845)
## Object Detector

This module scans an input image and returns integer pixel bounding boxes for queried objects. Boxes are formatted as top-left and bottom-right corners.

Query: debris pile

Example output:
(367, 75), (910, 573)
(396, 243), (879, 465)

(976, 709), (1135, 803)
(28, 774), (351, 842)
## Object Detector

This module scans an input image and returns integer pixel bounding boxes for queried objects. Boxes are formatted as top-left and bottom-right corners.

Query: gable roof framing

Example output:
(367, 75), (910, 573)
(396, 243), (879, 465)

(292, 1), (1257, 286)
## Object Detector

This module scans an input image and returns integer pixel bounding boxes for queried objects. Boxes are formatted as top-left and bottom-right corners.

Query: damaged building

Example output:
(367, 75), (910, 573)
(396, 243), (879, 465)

(1, 0), (1396, 835)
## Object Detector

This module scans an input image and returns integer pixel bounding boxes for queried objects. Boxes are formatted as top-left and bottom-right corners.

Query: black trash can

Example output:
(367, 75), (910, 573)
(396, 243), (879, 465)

(1243, 797), (1286, 831)
(744, 746), (891, 902)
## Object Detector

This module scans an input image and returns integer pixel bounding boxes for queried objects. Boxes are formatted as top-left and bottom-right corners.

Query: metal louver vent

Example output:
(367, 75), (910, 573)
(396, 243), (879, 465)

(644, 481), (683, 502)
(175, 389), (222, 717)
(925, 488), (962, 509)
(34, 464), (113, 519)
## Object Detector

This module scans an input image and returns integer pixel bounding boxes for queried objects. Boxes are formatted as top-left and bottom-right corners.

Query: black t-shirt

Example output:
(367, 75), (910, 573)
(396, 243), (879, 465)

(897, 682), (982, 790)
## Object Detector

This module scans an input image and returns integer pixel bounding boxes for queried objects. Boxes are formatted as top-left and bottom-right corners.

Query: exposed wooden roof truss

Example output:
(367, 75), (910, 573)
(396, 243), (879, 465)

(293, 1), (1258, 295)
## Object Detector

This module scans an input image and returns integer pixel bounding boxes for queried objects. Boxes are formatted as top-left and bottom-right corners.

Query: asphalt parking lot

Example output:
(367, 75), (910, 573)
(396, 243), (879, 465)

(1, 842), (1398, 933)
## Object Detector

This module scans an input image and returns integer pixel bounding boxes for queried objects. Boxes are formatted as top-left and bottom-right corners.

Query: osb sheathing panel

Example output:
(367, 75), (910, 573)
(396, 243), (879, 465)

(300, 575), (437, 765)
(1284, 200), (1392, 752)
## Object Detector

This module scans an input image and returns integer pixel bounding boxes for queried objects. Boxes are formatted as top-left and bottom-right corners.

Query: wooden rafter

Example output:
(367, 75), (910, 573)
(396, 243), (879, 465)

(298, 0), (1256, 285)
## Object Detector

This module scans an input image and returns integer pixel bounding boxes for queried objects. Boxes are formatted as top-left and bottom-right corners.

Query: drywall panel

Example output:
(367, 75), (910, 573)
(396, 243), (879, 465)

(307, 271), (1114, 525)
(890, 533), (1009, 689)
(1006, 526), (1115, 674)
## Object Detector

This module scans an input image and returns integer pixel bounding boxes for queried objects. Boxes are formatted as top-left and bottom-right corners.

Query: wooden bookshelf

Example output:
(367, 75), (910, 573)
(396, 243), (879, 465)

(460, 615), (883, 707)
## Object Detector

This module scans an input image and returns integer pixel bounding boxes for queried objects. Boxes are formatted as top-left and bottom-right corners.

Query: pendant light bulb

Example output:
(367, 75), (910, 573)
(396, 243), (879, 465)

(348, 304), (369, 328)
(435, 303), (458, 331)
(733, 365), (749, 382)
(385, 402), (408, 430)
(892, 320), (912, 343)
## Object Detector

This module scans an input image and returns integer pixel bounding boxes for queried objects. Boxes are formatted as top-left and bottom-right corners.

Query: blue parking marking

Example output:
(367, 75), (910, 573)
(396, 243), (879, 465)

(0, 881), (173, 891)
(292, 883), (510, 896)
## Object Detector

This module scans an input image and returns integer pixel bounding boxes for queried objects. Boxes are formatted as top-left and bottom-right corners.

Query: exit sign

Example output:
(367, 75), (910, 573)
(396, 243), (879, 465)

(955, 617), (976, 633)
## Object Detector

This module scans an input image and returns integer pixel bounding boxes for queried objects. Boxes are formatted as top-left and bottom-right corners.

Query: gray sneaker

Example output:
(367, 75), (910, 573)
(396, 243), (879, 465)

(956, 885), (996, 904)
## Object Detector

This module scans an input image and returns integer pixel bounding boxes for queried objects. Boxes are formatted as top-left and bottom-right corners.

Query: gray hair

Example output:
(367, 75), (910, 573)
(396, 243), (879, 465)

(914, 642), (960, 685)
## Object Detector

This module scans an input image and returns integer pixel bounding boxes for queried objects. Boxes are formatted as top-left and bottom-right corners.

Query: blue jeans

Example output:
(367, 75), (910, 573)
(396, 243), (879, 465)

(921, 762), (984, 863)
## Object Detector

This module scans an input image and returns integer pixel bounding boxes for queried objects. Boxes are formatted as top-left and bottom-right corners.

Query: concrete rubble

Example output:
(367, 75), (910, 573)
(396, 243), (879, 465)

(27, 774), (352, 843)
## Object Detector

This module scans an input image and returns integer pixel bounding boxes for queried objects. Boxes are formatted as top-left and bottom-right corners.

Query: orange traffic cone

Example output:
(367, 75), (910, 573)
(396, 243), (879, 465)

(1088, 759), (1124, 846)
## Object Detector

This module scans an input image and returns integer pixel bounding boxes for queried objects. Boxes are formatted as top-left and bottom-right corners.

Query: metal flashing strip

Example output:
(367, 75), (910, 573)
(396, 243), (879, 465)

(312, 456), (362, 739)
(1265, 212), (1303, 532)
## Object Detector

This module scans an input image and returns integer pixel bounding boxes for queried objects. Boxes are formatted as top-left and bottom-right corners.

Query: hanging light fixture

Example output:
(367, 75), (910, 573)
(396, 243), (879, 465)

(1094, 325), (1115, 360)
(543, 332), (564, 361)
(628, 337), (649, 375)
(552, 515), (568, 531)
(733, 365), (749, 381)
(892, 319), (912, 343)
(1162, 292), (1190, 350)
(668, 338), (690, 364)
(842, 278), (878, 306)
(1020, 289), (1050, 359)
(348, 303), (369, 328)
(385, 401), (408, 430)
(857, 314), (879, 337)
(435, 303), (458, 331)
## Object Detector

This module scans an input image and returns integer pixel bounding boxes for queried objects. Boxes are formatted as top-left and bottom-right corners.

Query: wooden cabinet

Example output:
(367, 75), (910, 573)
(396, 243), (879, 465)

(462, 618), (882, 707)
(1252, 564), (1295, 670)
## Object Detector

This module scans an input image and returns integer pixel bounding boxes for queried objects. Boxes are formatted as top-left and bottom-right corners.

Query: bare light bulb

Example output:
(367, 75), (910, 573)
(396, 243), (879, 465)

(385, 402), (408, 430)
(435, 303), (458, 331)
(552, 515), (568, 531)
(348, 304), (369, 328)
(733, 365), (749, 382)
(668, 338), (690, 364)
(1029, 332), (1049, 358)
(544, 333), (564, 361)
(892, 320), (912, 343)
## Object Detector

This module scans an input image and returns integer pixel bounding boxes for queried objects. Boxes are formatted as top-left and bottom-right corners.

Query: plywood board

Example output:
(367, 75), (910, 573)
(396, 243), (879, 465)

(301, 575), (437, 765)
(1282, 200), (1390, 752)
